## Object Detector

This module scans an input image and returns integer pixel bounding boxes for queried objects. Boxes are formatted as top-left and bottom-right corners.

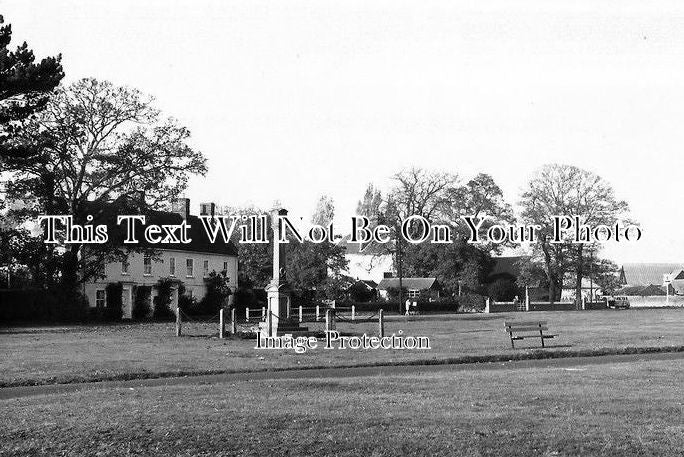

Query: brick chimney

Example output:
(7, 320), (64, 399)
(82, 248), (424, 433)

(171, 198), (190, 220)
(200, 202), (216, 217)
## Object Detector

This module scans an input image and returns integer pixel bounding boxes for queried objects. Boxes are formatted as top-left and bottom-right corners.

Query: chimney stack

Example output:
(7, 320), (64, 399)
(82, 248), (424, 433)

(171, 198), (190, 220)
(200, 202), (216, 217)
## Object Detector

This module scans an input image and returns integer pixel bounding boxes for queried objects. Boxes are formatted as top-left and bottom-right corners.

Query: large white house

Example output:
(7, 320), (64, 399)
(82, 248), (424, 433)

(83, 199), (238, 319)
(338, 236), (395, 284)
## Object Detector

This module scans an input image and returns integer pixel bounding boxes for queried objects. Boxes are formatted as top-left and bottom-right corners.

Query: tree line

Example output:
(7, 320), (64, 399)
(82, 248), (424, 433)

(0, 13), (631, 318)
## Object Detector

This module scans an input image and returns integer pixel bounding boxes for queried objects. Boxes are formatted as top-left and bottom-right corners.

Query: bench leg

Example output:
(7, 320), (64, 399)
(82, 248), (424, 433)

(509, 333), (515, 349)
(539, 330), (545, 348)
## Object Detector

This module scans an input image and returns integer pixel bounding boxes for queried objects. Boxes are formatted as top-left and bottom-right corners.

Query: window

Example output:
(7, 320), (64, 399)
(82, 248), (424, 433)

(186, 258), (194, 277)
(95, 289), (106, 308)
(143, 255), (152, 275)
(223, 261), (228, 274)
(408, 289), (420, 298)
(203, 260), (209, 277)
(169, 257), (176, 276)
(121, 259), (129, 275)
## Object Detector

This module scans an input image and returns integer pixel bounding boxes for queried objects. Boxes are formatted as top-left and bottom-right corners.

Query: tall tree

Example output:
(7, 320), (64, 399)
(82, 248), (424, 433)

(0, 14), (64, 159)
(356, 183), (383, 219)
(1, 78), (207, 295)
(312, 195), (335, 227)
(357, 168), (511, 297)
(388, 167), (458, 222)
(519, 164), (631, 304)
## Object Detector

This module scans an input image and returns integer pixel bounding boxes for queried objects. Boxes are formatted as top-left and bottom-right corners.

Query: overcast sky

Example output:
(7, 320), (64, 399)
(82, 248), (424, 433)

(4, 0), (684, 263)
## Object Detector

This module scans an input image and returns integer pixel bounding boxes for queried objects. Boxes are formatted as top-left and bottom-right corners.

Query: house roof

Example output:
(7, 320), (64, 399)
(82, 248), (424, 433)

(359, 279), (378, 289)
(671, 269), (684, 281)
(377, 277), (438, 290)
(85, 201), (238, 256)
(619, 263), (682, 286)
(349, 279), (378, 290)
(617, 284), (667, 296)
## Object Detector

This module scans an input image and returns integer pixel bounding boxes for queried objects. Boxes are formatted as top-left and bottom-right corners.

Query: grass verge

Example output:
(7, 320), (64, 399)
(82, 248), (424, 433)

(2, 343), (683, 388)
(2, 358), (682, 456)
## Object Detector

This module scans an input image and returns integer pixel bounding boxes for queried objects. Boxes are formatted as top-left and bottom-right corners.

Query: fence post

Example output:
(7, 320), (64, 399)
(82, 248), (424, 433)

(267, 309), (272, 337)
(299, 305), (303, 323)
(325, 309), (336, 332)
(484, 298), (490, 314)
(246, 308), (250, 322)
(378, 309), (384, 338)
(581, 296), (586, 311)
(219, 308), (225, 339)
(176, 306), (182, 337)
(525, 295), (530, 312)
(605, 296), (609, 308)
(351, 305), (356, 321)
(231, 308), (236, 334)
(316, 305), (320, 321)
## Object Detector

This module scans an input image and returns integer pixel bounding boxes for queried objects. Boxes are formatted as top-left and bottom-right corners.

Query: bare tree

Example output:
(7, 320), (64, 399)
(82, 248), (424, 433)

(388, 167), (458, 221)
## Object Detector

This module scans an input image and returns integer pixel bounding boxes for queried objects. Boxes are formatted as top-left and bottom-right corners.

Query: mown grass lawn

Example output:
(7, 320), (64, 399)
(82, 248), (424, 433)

(1, 358), (682, 456)
(1, 308), (682, 386)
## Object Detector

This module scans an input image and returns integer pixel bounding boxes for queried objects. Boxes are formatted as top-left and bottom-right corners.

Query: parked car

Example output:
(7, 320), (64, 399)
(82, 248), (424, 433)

(608, 296), (631, 309)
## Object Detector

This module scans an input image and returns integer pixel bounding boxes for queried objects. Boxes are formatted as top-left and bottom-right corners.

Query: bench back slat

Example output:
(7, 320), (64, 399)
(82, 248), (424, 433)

(506, 326), (549, 332)
(504, 321), (547, 326)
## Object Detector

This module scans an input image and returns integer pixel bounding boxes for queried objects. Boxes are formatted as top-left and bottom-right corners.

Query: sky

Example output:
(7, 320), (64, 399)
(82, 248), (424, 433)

(3, 0), (684, 264)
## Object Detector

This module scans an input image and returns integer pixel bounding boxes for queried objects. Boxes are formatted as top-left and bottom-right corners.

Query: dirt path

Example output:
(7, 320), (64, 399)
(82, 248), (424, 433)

(2, 351), (682, 400)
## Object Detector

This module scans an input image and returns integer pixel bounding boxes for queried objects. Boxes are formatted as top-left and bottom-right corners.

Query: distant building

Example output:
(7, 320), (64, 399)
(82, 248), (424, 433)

(377, 277), (441, 301)
(338, 236), (394, 284)
(487, 255), (549, 300)
(618, 263), (684, 295)
(346, 279), (379, 302)
(560, 277), (602, 301)
(83, 198), (238, 319)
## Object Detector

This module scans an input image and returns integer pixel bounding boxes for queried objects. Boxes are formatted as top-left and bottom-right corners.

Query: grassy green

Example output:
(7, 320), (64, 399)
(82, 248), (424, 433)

(1, 308), (682, 386)
(1, 358), (682, 456)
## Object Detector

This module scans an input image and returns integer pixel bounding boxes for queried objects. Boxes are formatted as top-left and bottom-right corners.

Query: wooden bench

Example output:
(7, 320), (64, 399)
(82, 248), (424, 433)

(504, 321), (556, 348)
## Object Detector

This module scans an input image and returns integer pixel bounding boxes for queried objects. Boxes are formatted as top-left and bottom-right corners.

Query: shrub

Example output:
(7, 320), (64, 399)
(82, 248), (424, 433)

(385, 286), (408, 301)
(348, 282), (376, 302)
(233, 287), (266, 310)
(132, 286), (152, 319)
(153, 278), (176, 320)
(487, 278), (520, 302)
(197, 271), (232, 316)
(55, 287), (89, 322)
(0, 289), (59, 323)
(457, 294), (486, 312)
(178, 293), (197, 314)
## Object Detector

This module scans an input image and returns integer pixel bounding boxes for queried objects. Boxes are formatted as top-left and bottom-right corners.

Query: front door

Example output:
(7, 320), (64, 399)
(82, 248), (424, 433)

(122, 286), (133, 319)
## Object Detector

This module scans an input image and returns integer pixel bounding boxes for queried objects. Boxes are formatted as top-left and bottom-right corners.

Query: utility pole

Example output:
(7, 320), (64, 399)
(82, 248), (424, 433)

(397, 234), (403, 315)
(589, 248), (594, 302)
